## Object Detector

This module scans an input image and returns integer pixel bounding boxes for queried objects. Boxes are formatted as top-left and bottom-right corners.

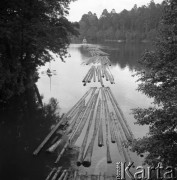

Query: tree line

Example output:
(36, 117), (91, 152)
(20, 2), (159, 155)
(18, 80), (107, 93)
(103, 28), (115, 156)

(76, 0), (164, 42)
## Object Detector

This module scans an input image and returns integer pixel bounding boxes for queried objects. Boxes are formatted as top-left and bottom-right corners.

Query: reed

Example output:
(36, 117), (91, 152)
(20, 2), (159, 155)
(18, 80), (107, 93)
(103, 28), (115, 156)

(45, 168), (56, 180)
(82, 99), (101, 167)
(51, 167), (62, 180)
(77, 92), (99, 166)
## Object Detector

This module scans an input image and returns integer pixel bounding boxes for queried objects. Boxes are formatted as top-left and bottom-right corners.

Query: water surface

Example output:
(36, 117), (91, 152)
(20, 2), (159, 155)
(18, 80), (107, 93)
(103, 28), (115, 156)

(37, 42), (153, 176)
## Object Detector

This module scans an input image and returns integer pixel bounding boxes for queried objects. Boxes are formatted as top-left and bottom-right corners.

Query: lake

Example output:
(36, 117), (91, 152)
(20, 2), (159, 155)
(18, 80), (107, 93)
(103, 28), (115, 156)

(0, 42), (153, 180)
(37, 43), (153, 177)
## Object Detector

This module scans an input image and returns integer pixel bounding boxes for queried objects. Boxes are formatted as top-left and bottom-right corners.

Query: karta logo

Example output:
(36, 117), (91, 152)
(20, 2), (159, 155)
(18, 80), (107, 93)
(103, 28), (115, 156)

(116, 162), (177, 180)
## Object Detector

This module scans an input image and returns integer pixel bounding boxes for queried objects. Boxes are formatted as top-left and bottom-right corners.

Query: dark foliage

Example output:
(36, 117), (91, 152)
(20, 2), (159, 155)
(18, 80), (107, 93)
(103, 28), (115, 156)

(0, 0), (79, 104)
(131, 0), (177, 167)
(77, 0), (163, 42)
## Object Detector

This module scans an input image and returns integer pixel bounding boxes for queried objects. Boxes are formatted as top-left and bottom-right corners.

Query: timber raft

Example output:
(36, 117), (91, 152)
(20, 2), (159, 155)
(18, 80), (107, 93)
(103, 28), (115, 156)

(33, 45), (136, 180)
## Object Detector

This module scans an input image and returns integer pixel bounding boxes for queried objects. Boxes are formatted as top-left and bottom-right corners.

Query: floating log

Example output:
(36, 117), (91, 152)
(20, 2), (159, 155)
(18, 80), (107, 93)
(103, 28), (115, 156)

(63, 171), (69, 180)
(77, 92), (99, 166)
(47, 102), (85, 153)
(99, 67), (104, 87)
(69, 106), (87, 143)
(107, 87), (134, 140)
(88, 68), (94, 83)
(33, 88), (93, 156)
(102, 88), (112, 163)
(70, 88), (97, 145)
(112, 112), (132, 163)
(98, 118), (104, 147)
(58, 170), (66, 180)
(104, 88), (131, 141)
(46, 138), (63, 153)
(33, 115), (66, 155)
(109, 113), (116, 143)
(73, 170), (78, 180)
(45, 168), (57, 180)
(93, 67), (96, 82)
(55, 140), (69, 163)
(67, 99), (85, 120)
(83, 99), (101, 167)
(97, 66), (100, 82)
(51, 167), (62, 180)
(82, 67), (92, 82)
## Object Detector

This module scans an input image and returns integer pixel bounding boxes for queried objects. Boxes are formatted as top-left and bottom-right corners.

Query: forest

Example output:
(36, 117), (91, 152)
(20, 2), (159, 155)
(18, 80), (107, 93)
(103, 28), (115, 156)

(76, 0), (164, 42)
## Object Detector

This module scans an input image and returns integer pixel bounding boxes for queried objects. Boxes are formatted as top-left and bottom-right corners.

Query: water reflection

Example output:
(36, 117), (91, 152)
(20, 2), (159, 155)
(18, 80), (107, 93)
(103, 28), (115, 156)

(79, 42), (152, 70)
(0, 88), (77, 180)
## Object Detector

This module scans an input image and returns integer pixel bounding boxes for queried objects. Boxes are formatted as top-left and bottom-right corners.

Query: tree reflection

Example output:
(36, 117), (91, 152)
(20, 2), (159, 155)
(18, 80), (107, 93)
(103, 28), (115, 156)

(0, 86), (77, 180)
(79, 43), (152, 71)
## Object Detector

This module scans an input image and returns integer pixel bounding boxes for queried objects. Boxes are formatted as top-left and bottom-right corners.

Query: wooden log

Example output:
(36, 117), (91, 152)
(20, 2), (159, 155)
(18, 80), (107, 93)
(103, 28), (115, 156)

(63, 88), (93, 122)
(93, 67), (96, 82)
(99, 66), (104, 87)
(45, 168), (57, 180)
(77, 92), (99, 166)
(68, 106), (87, 143)
(109, 113), (116, 143)
(55, 140), (69, 163)
(73, 170), (78, 180)
(107, 67), (115, 83)
(107, 87), (134, 140)
(70, 88), (97, 145)
(63, 171), (69, 180)
(82, 68), (92, 82)
(51, 167), (62, 180)
(104, 68), (109, 81)
(112, 112), (131, 163)
(88, 68), (94, 83)
(102, 88), (112, 163)
(67, 99), (85, 120)
(97, 66), (100, 82)
(98, 118), (104, 147)
(46, 138), (63, 153)
(58, 170), (66, 180)
(47, 101), (85, 153)
(83, 99), (101, 167)
(104, 88), (131, 142)
(33, 89), (93, 155)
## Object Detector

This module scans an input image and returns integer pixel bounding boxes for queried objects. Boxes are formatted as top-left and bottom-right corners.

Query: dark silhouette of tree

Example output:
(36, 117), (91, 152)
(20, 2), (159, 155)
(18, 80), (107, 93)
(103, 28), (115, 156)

(131, 0), (177, 167)
(0, 0), (79, 104)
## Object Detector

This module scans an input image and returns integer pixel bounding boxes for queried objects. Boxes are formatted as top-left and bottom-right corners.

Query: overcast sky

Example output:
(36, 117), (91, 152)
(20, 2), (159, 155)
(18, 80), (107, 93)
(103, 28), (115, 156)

(67, 0), (164, 22)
